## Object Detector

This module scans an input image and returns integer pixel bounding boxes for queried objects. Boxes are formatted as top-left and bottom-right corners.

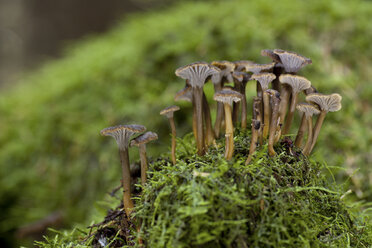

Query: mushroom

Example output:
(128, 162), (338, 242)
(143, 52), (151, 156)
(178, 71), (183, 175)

(250, 73), (276, 139)
(279, 74), (311, 134)
(261, 49), (284, 91)
(100, 124), (146, 218)
(245, 120), (261, 165)
(160, 105), (180, 165)
(306, 93), (342, 154)
(295, 103), (320, 156)
(213, 88), (243, 160)
(234, 60), (254, 72)
(232, 71), (251, 129)
(294, 86), (318, 147)
(252, 97), (263, 144)
(175, 62), (220, 155)
(202, 92), (216, 146)
(245, 62), (276, 98)
(211, 61), (235, 138)
(273, 49), (312, 73)
(130, 131), (158, 185)
(266, 89), (281, 156)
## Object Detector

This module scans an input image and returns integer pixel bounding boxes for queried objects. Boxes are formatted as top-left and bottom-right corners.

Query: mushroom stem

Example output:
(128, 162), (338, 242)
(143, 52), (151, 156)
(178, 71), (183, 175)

(241, 83), (248, 129)
(232, 83), (242, 124)
(268, 93), (280, 156)
(294, 114), (307, 147)
(262, 91), (270, 139)
(309, 111), (326, 154)
(203, 92), (215, 146)
(223, 103), (234, 160)
(245, 120), (260, 165)
(138, 144), (148, 185)
(253, 97), (263, 145)
(302, 116), (313, 156)
(278, 85), (290, 133)
(169, 116), (177, 165)
(119, 148), (134, 218)
(213, 84), (224, 138)
(193, 87), (205, 155)
(283, 92), (298, 135)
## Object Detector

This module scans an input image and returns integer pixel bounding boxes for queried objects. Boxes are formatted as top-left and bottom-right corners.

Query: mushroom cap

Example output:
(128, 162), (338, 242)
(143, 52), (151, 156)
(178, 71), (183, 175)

(174, 86), (192, 102)
(160, 105), (180, 118)
(261, 49), (281, 63)
(232, 71), (250, 83)
(273, 49), (312, 73)
(100, 124), (146, 150)
(211, 60), (235, 84)
(213, 89), (243, 106)
(233, 60), (254, 71)
(279, 74), (311, 93)
(304, 85), (318, 96)
(306, 93), (342, 112)
(245, 62), (275, 74)
(251, 73), (276, 90)
(266, 89), (280, 99)
(175, 62), (220, 88)
(130, 131), (158, 146)
(296, 103), (320, 117)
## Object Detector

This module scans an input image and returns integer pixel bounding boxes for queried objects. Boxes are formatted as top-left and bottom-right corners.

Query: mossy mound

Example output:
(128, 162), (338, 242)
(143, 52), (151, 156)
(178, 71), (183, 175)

(2, 0), (372, 246)
(36, 131), (372, 247)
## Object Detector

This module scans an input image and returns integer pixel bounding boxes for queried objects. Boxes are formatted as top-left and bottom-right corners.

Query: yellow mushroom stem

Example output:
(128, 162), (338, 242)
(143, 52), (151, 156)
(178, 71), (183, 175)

(309, 111), (327, 154)
(169, 116), (177, 165)
(193, 87), (205, 156)
(240, 83), (248, 130)
(278, 85), (290, 134)
(245, 120), (260, 165)
(138, 144), (148, 185)
(302, 115), (313, 156)
(203, 92), (215, 146)
(223, 103), (234, 160)
(283, 92), (298, 135)
(119, 148), (135, 218)
(268, 94), (280, 156)
(294, 114), (307, 147)
(262, 91), (270, 139)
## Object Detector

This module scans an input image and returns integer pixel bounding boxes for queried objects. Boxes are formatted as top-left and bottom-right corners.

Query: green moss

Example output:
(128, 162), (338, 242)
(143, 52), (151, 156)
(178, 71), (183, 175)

(1, 0), (372, 246)
(36, 131), (372, 247)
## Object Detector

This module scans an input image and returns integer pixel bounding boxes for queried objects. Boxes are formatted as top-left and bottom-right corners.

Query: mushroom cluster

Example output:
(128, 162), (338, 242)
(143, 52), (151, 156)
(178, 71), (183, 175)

(98, 49), (342, 242)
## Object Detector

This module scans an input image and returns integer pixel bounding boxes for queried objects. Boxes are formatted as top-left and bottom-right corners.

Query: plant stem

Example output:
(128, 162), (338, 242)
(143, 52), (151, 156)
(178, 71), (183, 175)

(193, 87), (205, 156)
(119, 148), (134, 218)
(224, 103), (234, 160)
(169, 116), (177, 164)
(294, 114), (307, 147)
(309, 111), (326, 154)
(203, 92), (215, 146)
(139, 144), (148, 185)
(283, 92), (298, 135)
(302, 115), (313, 156)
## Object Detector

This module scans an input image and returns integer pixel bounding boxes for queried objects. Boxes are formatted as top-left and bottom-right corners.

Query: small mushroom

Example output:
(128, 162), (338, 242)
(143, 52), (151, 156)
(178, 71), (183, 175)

(175, 62), (220, 155)
(100, 124), (146, 218)
(234, 60), (254, 72)
(130, 131), (158, 185)
(273, 49), (312, 73)
(295, 86), (318, 147)
(251, 73), (276, 139)
(232, 71), (251, 129)
(213, 88), (243, 160)
(245, 120), (261, 165)
(261, 49), (284, 91)
(306, 93), (342, 154)
(279, 74), (311, 134)
(160, 105), (180, 165)
(266, 89), (281, 156)
(295, 103), (320, 156)
(211, 61), (235, 138)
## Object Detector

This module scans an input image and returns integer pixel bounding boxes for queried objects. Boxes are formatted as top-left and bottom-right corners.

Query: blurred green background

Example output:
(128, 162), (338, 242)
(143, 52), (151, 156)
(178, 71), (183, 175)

(0, 0), (371, 246)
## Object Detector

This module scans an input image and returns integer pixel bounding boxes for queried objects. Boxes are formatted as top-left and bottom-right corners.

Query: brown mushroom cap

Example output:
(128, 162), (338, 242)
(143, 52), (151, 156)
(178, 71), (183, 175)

(251, 73), (276, 90)
(100, 124), (146, 150)
(130, 131), (158, 147)
(175, 62), (220, 88)
(213, 89), (243, 106)
(233, 60), (254, 72)
(305, 93), (342, 112)
(211, 60), (235, 84)
(273, 49), (312, 73)
(160, 105), (180, 118)
(261, 49), (281, 63)
(245, 62), (276, 74)
(279, 74), (311, 93)
(296, 103), (320, 117)
(174, 86), (192, 102)
(232, 71), (251, 83)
